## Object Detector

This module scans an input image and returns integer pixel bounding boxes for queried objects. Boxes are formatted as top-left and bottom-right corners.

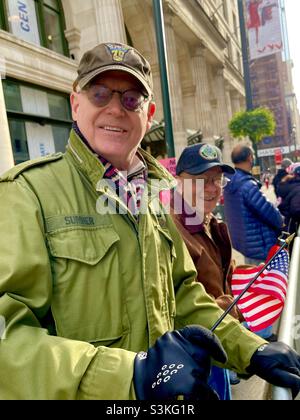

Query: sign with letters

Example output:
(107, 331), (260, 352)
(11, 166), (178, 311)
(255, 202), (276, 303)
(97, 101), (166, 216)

(257, 146), (290, 158)
(159, 157), (177, 177)
(25, 122), (55, 160)
(6, 0), (41, 45)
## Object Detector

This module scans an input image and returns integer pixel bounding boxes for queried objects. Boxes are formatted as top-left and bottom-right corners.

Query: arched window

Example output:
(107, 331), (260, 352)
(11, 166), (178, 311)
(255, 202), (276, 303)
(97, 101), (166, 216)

(1, 0), (68, 56)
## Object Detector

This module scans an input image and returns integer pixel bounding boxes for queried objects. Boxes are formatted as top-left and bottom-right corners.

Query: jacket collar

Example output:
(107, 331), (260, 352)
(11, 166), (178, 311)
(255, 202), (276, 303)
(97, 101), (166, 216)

(66, 129), (177, 192)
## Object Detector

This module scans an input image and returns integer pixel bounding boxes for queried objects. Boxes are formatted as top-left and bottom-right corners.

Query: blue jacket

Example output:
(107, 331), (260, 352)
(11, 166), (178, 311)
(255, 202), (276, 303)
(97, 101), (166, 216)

(223, 169), (283, 260)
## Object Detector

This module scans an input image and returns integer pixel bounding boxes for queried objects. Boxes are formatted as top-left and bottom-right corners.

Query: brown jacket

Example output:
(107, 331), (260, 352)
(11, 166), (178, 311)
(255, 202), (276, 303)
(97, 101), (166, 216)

(172, 210), (243, 321)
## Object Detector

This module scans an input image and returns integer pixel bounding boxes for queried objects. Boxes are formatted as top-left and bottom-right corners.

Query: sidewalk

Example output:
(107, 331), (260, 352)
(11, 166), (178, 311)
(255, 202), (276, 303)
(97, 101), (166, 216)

(231, 246), (269, 400)
(232, 248), (245, 265)
(261, 184), (277, 205)
(231, 375), (270, 400)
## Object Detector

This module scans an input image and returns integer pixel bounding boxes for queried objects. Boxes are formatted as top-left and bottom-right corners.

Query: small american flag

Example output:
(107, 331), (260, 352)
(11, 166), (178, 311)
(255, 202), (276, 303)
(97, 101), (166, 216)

(231, 249), (289, 332)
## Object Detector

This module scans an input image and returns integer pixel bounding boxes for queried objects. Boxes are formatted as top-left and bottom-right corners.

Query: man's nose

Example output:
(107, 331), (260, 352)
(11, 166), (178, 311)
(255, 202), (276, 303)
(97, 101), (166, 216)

(106, 92), (125, 115)
(205, 180), (218, 190)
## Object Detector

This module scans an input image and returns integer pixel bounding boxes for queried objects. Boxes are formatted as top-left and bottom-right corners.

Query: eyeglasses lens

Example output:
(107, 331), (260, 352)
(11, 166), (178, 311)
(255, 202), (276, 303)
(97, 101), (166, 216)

(87, 85), (146, 111)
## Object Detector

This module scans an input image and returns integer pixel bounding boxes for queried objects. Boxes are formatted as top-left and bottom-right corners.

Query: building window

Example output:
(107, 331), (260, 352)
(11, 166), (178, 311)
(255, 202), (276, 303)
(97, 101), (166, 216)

(37, 0), (68, 54)
(3, 79), (72, 164)
(0, 2), (7, 29)
(1, 0), (68, 56)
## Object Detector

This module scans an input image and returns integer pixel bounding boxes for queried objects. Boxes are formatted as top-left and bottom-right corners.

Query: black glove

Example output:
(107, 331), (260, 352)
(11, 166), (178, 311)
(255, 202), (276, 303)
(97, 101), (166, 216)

(133, 325), (227, 400)
(247, 342), (300, 398)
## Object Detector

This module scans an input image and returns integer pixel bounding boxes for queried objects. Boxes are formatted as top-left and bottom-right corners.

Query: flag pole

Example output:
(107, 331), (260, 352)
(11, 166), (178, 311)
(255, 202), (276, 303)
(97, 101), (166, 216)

(210, 233), (295, 333)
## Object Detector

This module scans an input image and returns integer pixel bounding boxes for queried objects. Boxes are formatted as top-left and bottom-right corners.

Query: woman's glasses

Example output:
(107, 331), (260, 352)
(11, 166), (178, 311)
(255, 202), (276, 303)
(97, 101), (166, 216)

(84, 84), (149, 112)
(180, 175), (229, 188)
(200, 176), (229, 188)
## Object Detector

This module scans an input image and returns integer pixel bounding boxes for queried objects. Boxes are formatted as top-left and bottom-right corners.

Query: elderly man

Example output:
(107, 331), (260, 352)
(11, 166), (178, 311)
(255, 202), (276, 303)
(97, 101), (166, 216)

(0, 43), (299, 400)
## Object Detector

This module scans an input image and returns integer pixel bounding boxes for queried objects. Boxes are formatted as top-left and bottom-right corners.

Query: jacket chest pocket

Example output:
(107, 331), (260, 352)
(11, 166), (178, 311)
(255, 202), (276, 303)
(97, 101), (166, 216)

(47, 226), (128, 347)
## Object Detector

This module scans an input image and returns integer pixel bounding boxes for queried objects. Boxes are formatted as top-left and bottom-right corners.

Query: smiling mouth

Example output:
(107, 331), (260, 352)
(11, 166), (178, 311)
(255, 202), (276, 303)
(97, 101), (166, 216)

(100, 126), (127, 133)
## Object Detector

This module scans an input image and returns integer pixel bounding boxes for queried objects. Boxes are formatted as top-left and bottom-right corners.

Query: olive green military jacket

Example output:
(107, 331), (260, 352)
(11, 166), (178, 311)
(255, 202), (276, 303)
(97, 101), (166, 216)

(0, 130), (266, 399)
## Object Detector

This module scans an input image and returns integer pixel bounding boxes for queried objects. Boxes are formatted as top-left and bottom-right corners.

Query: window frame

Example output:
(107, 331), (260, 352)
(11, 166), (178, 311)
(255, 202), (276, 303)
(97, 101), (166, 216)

(3, 78), (72, 165)
(35, 0), (69, 56)
(0, 0), (8, 31)
(3, 78), (72, 125)
(0, 0), (69, 56)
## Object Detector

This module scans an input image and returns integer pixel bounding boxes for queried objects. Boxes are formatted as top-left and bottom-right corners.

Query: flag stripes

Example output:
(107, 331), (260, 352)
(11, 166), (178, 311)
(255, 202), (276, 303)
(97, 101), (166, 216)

(231, 249), (289, 332)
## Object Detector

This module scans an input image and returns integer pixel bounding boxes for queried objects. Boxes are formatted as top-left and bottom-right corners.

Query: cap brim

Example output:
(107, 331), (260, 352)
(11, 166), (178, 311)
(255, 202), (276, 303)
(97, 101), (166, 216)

(181, 162), (235, 175)
(77, 65), (152, 96)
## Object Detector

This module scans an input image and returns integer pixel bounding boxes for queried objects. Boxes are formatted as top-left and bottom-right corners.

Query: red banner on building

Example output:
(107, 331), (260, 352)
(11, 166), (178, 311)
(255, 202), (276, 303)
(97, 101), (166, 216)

(274, 148), (283, 164)
(246, 0), (283, 60)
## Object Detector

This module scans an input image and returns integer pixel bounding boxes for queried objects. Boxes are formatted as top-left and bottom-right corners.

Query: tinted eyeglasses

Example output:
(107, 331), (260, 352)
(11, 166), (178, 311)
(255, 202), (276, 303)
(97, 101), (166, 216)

(83, 84), (149, 112)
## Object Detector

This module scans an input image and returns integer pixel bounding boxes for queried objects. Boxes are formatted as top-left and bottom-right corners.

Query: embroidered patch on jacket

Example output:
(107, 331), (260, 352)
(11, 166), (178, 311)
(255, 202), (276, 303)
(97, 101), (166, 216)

(199, 144), (218, 160)
(106, 43), (130, 62)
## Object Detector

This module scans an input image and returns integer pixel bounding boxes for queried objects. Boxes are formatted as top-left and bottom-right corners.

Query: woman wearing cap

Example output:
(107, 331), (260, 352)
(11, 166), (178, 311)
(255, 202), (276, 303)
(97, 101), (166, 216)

(171, 143), (242, 398)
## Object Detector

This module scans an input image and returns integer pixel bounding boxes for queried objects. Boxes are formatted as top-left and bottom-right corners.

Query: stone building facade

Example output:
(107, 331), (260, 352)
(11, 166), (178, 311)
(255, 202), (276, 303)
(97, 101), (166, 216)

(0, 0), (245, 174)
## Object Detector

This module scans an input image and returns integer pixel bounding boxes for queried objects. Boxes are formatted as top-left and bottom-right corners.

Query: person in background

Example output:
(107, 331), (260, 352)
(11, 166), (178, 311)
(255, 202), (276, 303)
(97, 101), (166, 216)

(0, 43), (299, 400)
(261, 168), (271, 189)
(272, 158), (293, 197)
(277, 164), (300, 235)
(223, 144), (284, 342)
(172, 143), (244, 394)
(223, 144), (283, 266)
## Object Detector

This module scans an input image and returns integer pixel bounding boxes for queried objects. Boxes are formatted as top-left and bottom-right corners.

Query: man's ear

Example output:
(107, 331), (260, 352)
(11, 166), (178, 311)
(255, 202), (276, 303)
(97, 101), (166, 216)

(146, 102), (156, 128)
(70, 92), (79, 120)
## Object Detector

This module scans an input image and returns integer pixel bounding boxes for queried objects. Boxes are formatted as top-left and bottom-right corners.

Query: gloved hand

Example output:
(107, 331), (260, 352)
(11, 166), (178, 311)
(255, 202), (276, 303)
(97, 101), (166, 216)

(133, 325), (227, 400)
(247, 342), (300, 398)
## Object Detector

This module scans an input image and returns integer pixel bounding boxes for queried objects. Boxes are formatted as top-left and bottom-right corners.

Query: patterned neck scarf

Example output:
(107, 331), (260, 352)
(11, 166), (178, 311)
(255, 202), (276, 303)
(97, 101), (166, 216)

(72, 122), (148, 219)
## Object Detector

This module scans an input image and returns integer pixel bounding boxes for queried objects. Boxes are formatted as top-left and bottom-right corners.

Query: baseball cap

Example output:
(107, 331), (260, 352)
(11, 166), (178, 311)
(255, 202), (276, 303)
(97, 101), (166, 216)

(176, 143), (235, 175)
(73, 42), (153, 96)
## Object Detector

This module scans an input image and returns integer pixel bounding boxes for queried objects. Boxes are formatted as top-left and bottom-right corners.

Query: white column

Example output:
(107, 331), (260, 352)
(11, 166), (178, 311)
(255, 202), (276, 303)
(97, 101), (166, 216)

(0, 78), (14, 174)
(164, 9), (187, 157)
(192, 46), (213, 140)
(64, 28), (81, 61)
(230, 92), (242, 147)
(151, 63), (164, 119)
(225, 86), (233, 121)
(210, 99), (219, 142)
(93, 0), (127, 43)
(215, 69), (232, 164)
(231, 92), (242, 116)
(225, 85), (235, 158)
